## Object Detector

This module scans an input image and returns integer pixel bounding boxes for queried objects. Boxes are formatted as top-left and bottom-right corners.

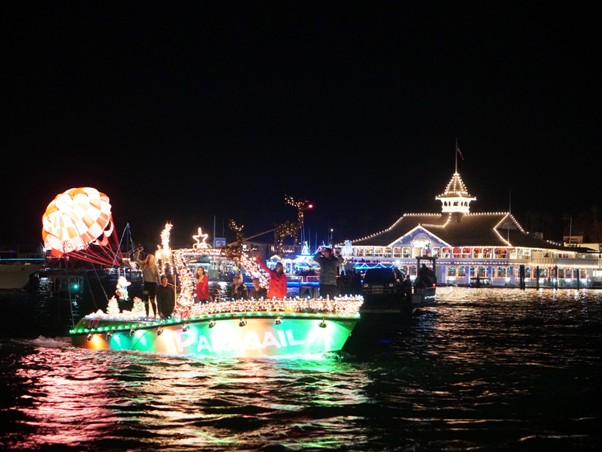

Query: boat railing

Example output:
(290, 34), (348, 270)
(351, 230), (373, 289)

(177, 295), (363, 319)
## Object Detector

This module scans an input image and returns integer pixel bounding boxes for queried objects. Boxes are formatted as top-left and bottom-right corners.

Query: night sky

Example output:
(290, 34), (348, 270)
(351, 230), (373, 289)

(4, 2), (600, 250)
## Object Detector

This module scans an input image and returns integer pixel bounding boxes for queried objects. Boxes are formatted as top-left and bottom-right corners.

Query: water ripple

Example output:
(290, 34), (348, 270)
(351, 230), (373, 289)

(1, 288), (601, 450)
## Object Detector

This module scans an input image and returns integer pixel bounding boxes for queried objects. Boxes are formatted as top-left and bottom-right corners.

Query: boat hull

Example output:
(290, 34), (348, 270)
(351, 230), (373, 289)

(70, 312), (359, 358)
(0, 263), (44, 290)
(360, 287), (436, 314)
(411, 287), (436, 306)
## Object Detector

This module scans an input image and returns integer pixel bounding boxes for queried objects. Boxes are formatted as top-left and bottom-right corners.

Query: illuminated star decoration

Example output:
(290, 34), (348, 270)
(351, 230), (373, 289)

(192, 227), (209, 249)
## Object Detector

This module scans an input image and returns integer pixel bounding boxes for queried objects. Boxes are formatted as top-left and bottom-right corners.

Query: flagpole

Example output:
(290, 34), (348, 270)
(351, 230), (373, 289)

(455, 138), (458, 173)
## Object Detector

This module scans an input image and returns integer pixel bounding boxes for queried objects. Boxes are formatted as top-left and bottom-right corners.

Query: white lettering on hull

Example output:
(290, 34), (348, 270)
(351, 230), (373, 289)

(190, 328), (306, 353)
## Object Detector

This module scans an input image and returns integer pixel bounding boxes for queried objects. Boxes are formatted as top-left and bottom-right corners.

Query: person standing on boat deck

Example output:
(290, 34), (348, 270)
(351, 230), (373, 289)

(256, 258), (288, 299)
(313, 246), (344, 299)
(136, 248), (160, 318)
(195, 266), (211, 302)
(250, 277), (268, 299)
(156, 275), (176, 319)
(229, 273), (249, 300)
(402, 274), (413, 300)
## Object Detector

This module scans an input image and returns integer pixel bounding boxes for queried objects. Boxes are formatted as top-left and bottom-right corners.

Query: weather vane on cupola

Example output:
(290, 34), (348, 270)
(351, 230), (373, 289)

(435, 139), (476, 215)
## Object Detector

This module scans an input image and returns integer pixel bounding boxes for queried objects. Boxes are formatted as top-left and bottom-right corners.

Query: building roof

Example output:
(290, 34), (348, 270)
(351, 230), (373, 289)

(345, 170), (568, 251)
(348, 211), (567, 250)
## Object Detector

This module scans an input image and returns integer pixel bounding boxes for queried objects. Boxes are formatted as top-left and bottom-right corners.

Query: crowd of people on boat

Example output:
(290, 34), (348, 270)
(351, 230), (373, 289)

(118, 245), (372, 320)
(187, 246), (362, 305)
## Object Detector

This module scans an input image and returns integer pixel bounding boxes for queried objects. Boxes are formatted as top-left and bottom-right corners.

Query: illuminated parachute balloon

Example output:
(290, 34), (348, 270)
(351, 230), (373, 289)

(42, 187), (121, 265)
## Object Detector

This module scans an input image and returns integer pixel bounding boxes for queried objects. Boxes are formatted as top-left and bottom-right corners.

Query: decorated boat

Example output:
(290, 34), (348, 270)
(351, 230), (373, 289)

(65, 211), (362, 358)
(70, 296), (362, 358)
(39, 189), (363, 357)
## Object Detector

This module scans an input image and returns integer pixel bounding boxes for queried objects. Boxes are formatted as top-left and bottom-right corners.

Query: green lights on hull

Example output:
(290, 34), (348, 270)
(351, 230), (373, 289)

(70, 311), (359, 359)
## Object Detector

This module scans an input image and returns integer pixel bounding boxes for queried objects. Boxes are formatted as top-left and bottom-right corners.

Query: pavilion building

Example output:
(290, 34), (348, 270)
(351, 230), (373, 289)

(341, 170), (602, 288)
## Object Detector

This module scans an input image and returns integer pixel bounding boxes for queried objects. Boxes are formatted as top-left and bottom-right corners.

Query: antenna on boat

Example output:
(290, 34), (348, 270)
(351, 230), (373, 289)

(114, 223), (133, 268)
(213, 215), (216, 247)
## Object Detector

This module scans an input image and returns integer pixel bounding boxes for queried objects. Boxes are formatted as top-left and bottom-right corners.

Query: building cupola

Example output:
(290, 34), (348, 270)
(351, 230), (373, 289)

(435, 171), (476, 214)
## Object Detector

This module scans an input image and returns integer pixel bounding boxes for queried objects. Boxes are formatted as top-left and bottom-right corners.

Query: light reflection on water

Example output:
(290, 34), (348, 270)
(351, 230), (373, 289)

(4, 338), (373, 450)
(1, 287), (601, 450)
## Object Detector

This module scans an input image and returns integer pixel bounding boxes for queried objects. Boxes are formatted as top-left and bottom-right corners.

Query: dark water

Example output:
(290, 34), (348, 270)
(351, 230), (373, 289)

(1, 287), (601, 451)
